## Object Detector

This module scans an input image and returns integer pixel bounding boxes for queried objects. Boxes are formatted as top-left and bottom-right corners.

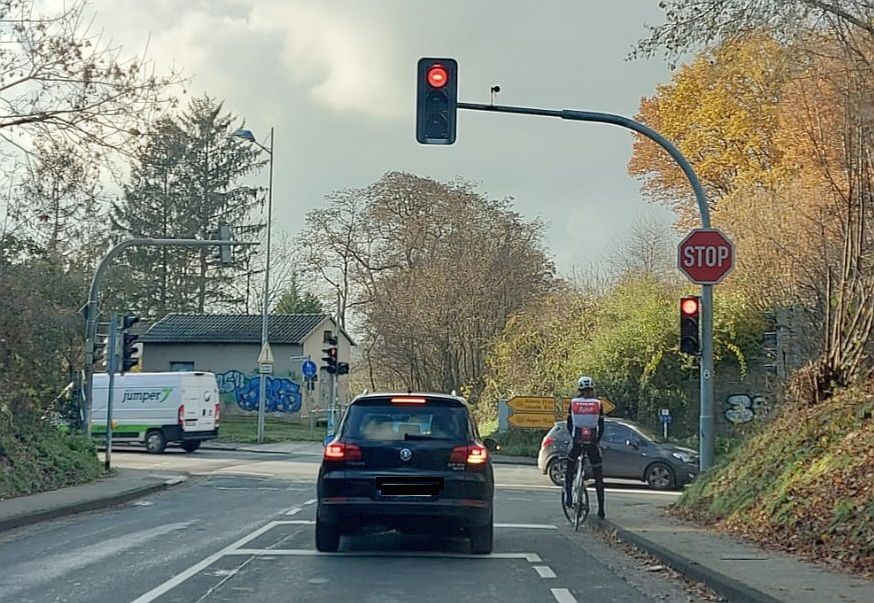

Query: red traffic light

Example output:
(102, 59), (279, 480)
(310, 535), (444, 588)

(681, 297), (699, 316)
(427, 65), (448, 88)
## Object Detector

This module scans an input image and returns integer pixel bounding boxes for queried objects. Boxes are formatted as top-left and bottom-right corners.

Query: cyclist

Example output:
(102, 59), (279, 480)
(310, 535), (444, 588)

(564, 376), (606, 519)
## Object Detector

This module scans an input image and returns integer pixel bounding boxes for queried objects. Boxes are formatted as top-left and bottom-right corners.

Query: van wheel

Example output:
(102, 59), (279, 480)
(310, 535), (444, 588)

(145, 430), (166, 454)
(181, 440), (201, 453)
(469, 516), (493, 555)
(315, 516), (340, 552)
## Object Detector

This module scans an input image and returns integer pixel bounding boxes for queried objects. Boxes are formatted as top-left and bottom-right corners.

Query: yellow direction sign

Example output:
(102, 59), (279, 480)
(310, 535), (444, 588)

(508, 413), (557, 429)
(559, 397), (617, 415)
(508, 396), (555, 413)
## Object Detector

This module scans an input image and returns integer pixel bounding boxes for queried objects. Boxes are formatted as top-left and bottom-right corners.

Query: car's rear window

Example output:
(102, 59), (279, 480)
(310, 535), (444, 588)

(343, 399), (470, 441)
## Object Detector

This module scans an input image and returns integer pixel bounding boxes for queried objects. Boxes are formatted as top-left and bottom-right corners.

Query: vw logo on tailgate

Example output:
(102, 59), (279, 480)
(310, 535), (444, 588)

(399, 448), (413, 462)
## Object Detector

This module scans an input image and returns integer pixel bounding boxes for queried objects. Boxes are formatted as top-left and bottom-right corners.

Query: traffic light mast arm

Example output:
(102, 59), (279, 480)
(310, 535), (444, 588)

(456, 102), (710, 228)
(83, 237), (258, 436)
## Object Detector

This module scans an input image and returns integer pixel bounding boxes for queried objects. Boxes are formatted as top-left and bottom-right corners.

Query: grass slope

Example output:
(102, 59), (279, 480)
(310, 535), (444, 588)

(673, 389), (874, 578)
(0, 421), (104, 500)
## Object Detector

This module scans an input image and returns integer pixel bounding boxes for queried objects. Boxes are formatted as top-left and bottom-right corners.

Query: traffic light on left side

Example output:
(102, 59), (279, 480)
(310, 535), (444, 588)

(120, 314), (140, 374)
(416, 58), (458, 145)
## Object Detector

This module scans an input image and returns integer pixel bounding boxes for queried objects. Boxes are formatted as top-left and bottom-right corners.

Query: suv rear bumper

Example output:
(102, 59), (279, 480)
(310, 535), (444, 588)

(318, 496), (491, 530)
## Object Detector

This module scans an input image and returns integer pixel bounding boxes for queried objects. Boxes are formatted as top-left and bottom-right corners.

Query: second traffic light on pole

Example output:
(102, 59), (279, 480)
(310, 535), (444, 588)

(680, 296), (701, 355)
(322, 335), (338, 374)
(120, 314), (140, 374)
(416, 58), (458, 145)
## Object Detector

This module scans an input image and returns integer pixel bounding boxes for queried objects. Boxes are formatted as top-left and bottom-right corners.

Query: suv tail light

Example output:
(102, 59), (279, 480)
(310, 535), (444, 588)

(177, 405), (185, 426)
(450, 444), (489, 467)
(542, 435), (554, 449)
(214, 403), (221, 425)
(324, 442), (362, 462)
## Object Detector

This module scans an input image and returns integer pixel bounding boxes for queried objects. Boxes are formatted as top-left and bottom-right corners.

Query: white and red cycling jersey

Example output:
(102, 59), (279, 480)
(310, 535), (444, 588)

(567, 397), (604, 444)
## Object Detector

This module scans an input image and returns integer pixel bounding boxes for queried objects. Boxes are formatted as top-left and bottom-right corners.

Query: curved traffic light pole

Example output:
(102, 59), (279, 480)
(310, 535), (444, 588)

(83, 237), (258, 438)
(457, 102), (716, 471)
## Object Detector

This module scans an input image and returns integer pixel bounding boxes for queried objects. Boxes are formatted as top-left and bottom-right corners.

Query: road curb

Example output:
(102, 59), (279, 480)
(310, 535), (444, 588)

(595, 518), (781, 603)
(0, 475), (189, 535)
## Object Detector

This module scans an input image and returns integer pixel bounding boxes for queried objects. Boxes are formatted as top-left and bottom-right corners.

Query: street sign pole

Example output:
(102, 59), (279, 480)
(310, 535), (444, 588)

(453, 101), (716, 471)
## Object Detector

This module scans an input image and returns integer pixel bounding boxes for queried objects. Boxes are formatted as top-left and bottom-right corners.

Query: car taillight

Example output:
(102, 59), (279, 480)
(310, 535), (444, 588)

(177, 405), (185, 425)
(451, 444), (489, 466)
(324, 442), (362, 462)
(214, 403), (221, 424)
(542, 435), (554, 449)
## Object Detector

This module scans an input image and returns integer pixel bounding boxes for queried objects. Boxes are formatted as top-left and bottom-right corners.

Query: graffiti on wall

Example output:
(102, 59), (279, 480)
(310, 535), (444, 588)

(724, 394), (771, 424)
(216, 370), (302, 413)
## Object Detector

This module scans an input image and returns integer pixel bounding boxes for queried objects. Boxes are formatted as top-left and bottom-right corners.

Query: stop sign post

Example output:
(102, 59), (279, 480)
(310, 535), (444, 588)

(678, 229), (735, 285)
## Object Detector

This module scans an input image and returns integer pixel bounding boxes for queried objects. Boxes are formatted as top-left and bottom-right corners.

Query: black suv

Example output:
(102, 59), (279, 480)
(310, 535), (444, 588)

(316, 392), (497, 554)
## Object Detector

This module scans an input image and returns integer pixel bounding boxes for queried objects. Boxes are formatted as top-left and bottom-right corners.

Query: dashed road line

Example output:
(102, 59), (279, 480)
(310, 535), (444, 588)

(495, 523), (556, 530)
(534, 566), (556, 579)
(303, 498), (317, 505)
(550, 587), (577, 603)
(284, 506), (302, 516)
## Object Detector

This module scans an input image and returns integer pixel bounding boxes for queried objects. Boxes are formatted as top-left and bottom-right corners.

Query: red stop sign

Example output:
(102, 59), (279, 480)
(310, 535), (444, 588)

(678, 228), (735, 284)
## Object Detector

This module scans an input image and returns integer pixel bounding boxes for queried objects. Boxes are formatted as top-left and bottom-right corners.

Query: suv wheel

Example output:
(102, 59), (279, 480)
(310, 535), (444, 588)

(645, 462), (675, 490)
(315, 516), (340, 552)
(469, 516), (493, 555)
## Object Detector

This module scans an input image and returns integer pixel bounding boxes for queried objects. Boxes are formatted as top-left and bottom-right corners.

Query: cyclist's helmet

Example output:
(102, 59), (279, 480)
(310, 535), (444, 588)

(577, 376), (595, 391)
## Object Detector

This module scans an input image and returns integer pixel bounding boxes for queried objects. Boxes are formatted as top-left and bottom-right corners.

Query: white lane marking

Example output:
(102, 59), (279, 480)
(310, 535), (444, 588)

(496, 482), (682, 496)
(494, 523), (557, 530)
(211, 470), (273, 477)
(217, 487), (248, 491)
(284, 506), (302, 516)
(551, 588), (577, 603)
(257, 487), (281, 491)
(276, 520), (314, 525)
(303, 498), (317, 505)
(534, 566), (557, 579)
(130, 520), (281, 603)
(226, 549), (542, 561)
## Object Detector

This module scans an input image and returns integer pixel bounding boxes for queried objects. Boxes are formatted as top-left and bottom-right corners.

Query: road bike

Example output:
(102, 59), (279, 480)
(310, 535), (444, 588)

(561, 450), (590, 531)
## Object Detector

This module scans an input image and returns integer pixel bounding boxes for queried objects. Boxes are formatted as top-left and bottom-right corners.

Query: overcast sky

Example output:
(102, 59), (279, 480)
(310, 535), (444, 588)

(89, 0), (679, 276)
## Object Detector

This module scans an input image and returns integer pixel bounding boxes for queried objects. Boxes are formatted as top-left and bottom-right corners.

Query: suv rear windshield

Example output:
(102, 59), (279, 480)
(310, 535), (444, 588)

(343, 398), (470, 441)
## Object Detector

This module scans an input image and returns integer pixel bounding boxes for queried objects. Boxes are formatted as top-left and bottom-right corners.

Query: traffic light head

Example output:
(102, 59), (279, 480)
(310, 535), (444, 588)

(121, 332), (139, 373)
(122, 315), (140, 331)
(416, 58), (458, 145)
(680, 296), (701, 355)
(322, 345), (338, 374)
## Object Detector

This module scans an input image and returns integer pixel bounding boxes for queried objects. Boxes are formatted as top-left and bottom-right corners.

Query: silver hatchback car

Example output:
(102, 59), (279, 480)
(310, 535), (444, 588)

(537, 418), (699, 490)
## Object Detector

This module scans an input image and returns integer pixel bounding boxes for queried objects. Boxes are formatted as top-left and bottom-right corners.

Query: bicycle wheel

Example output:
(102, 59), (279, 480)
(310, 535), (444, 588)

(574, 466), (590, 531)
(561, 461), (580, 527)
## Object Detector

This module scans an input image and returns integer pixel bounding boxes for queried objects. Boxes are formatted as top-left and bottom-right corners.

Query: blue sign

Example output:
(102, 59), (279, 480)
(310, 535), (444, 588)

(301, 360), (317, 379)
(660, 414), (672, 424)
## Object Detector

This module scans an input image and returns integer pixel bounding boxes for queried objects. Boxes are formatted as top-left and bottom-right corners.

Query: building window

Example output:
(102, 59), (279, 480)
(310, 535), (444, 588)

(170, 361), (195, 372)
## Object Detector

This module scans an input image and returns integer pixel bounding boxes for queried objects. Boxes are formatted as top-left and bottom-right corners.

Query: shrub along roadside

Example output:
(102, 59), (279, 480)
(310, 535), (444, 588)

(672, 389), (874, 578)
(0, 419), (104, 500)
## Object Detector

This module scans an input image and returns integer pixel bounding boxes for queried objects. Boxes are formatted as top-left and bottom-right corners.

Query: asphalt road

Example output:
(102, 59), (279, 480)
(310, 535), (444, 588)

(0, 449), (701, 603)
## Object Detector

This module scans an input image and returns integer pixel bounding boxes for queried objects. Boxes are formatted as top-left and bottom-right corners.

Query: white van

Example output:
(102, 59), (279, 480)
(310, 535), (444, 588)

(91, 371), (220, 453)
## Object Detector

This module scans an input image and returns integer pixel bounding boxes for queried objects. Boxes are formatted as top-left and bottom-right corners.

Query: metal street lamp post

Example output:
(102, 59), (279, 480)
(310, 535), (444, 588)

(232, 127), (274, 444)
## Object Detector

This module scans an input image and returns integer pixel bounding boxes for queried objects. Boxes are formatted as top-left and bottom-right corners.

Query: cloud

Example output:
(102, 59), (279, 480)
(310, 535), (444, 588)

(247, 1), (404, 119)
